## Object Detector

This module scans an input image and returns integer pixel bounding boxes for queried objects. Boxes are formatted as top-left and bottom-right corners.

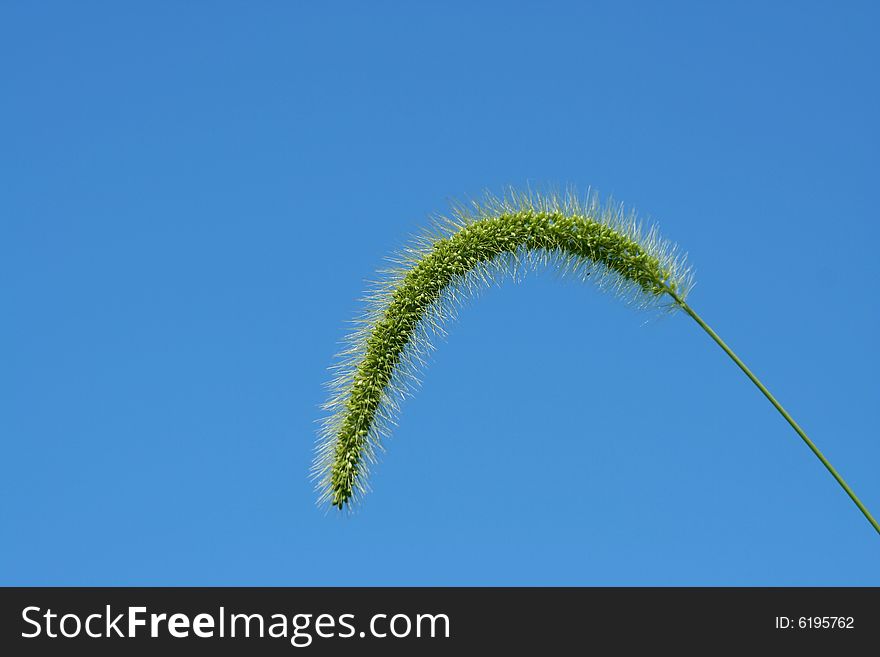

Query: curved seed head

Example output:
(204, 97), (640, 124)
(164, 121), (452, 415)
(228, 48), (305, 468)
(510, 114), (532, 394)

(313, 188), (693, 510)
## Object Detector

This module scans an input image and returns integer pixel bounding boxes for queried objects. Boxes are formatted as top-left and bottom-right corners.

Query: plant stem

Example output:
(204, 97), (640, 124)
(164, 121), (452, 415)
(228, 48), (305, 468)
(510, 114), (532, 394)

(665, 288), (880, 536)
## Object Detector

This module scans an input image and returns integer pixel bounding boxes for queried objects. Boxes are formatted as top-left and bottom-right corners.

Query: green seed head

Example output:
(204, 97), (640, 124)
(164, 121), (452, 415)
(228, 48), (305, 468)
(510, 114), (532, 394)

(313, 188), (693, 509)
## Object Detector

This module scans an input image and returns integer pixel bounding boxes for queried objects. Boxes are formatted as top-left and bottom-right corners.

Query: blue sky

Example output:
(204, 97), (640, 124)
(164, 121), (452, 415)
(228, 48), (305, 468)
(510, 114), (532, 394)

(2, 2), (878, 584)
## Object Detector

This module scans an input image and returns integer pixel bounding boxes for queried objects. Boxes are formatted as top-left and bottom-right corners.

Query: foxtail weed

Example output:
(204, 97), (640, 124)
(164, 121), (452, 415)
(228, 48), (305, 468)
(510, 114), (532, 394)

(313, 188), (879, 536)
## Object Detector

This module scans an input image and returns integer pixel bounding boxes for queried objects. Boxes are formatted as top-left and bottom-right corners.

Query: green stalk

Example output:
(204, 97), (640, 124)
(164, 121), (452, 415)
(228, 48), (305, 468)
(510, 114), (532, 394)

(665, 287), (880, 536)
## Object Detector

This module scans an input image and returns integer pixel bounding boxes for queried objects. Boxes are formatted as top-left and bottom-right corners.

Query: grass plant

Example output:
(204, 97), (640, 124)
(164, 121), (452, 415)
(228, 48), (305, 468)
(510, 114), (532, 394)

(313, 189), (878, 536)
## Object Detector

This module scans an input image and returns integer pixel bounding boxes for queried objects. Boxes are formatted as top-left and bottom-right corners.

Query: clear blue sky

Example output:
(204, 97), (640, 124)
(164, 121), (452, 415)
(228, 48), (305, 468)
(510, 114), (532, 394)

(2, 2), (878, 585)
